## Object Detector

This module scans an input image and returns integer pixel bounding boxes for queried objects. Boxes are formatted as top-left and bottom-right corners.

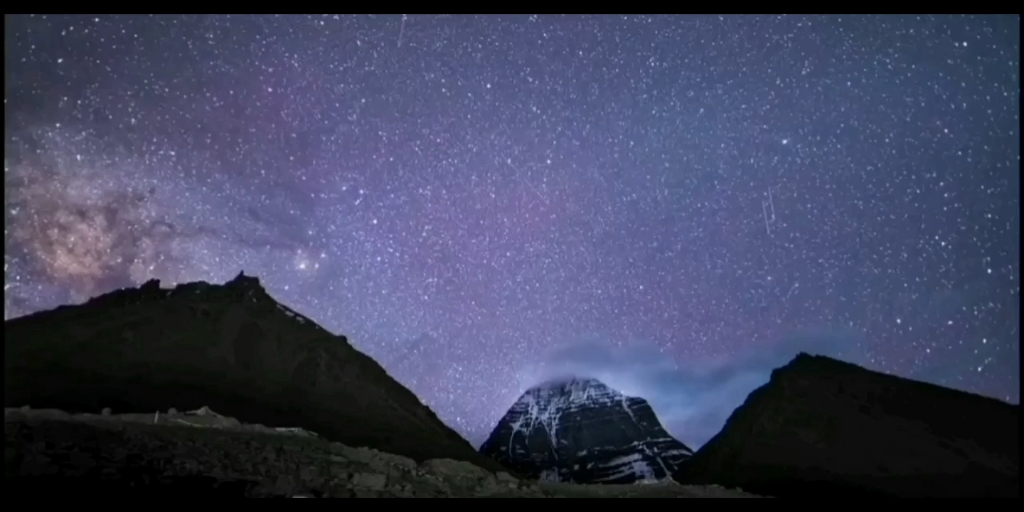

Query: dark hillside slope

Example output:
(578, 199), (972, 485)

(674, 353), (1018, 498)
(4, 272), (505, 473)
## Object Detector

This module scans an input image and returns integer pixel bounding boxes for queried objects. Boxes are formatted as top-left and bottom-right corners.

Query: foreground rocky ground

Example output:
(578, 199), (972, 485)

(5, 406), (765, 498)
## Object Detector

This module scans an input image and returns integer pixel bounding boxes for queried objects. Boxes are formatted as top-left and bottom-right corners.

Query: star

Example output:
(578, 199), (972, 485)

(4, 14), (1019, 448)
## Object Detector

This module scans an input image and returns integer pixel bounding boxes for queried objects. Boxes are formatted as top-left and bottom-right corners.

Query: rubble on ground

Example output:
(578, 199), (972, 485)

(5, 406), (766, 498)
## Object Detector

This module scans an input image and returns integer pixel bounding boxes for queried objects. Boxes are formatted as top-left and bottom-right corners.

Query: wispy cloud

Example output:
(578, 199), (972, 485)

(517, 327), (868, 449)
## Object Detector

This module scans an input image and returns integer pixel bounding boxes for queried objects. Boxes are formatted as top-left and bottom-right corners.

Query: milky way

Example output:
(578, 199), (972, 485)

(4, 15), (1019, 448)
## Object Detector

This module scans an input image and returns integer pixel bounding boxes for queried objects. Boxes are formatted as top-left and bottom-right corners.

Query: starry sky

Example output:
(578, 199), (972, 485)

(4, 15), (1020, 449)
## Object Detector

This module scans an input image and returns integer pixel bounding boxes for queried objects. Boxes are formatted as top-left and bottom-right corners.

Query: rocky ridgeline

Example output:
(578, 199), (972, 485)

(674, 353), (1019, 498)
(4, 272), (506, 472)
(5, 406), (765, 498)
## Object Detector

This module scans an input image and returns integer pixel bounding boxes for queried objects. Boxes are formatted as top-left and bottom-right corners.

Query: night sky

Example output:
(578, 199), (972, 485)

(4, 15), (1020, 449)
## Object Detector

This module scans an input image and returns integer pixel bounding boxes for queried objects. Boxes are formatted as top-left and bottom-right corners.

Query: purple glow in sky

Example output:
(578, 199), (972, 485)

(4, 15), (1019, 449)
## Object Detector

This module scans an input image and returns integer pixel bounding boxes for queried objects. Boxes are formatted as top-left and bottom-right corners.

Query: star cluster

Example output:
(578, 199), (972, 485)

(4, 15), (1019, 448)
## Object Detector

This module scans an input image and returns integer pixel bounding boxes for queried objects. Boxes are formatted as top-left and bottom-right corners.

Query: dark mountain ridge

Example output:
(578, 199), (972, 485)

(4, 272), (505, 473)
(673, 352), (1019, 498)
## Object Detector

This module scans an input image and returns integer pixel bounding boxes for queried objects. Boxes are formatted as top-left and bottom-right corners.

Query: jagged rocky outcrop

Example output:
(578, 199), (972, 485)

(479, 377), (693, 484)
(673, 353), (1019, 498)
(5, 406), (766, 498)
(3, 272), (504, 473)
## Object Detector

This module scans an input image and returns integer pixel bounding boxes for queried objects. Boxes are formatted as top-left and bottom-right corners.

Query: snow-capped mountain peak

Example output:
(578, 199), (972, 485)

(529, 377), (621, 404)
(480, 377), (694, 485)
